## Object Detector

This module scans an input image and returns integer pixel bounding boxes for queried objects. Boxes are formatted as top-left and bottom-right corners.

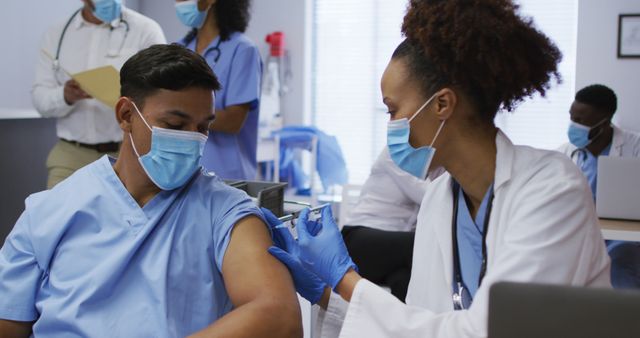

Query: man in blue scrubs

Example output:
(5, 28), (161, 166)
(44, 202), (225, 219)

(175, 0), (263, 180)
(0, 44), (301, 337)
(558, 84), (640, 289)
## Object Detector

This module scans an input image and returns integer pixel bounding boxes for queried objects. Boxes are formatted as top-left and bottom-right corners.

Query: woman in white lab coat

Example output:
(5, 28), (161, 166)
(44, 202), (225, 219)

(263, 1), (611, 337)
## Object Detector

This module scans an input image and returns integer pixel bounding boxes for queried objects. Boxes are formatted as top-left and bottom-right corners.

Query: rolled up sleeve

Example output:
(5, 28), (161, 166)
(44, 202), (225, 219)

(0, 210), (43, 321)
(212, 193), (266, 272)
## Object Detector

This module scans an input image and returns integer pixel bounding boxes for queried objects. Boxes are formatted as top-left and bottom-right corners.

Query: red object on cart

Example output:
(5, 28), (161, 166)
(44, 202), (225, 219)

(265, 32), (285, 57)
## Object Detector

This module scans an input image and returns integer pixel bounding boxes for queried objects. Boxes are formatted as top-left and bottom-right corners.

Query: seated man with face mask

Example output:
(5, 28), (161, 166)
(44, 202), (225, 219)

(0, 44), (301, 338)
(558, 84), (640, 289)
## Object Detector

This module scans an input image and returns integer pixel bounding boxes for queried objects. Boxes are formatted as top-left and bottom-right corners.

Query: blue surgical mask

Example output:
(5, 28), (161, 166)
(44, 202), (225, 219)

(129, 102), (208, 190)
(387, 93), (446, 179)
(93, 0), (122, 23)
(175, 0), (208, 29)
(567, 118), (609, 149)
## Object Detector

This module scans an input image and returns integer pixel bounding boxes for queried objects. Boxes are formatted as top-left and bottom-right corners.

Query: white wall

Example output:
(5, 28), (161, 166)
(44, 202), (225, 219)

(138, 0), (312, 125)
(0, 0), (140, 119)
(0, 1), (81, 118)
(576, 0), (640, 132)
(139, 0), (188, 43)
(246, 0), (312, 125)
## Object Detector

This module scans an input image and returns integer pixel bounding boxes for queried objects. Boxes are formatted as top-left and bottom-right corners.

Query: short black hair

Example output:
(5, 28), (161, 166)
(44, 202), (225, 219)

(575, 84), (617, 116)
(120, 44), (220, 107)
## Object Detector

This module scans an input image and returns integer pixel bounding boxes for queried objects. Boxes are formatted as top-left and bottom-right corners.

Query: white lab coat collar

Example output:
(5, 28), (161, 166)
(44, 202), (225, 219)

(494, 130), (515, 191)
(610, 124), (625, 156)
(431, 130), (515, 198)
(73, 7), (125, 30)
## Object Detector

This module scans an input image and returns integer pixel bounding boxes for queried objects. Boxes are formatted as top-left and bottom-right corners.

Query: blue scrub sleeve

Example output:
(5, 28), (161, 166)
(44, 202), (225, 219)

(213, 194), (268, 272)
(0, 211), (42, 321)
(224, 45), (262, 109)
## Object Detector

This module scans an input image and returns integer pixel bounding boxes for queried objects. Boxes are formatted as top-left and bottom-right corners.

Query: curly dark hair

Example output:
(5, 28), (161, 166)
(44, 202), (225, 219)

(212, 0), (252, 41)
(399, 0), (562, 121)
(184, 0), (252, 43)
(575, 84), (617, 116)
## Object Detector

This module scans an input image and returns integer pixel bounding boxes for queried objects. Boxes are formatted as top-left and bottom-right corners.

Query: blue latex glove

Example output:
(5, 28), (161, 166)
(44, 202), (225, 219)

(261, 208), (327, 304)
(296, 206), (357, 290)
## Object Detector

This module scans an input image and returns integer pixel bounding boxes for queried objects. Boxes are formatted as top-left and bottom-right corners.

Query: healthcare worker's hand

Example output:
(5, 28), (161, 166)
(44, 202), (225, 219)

(261, 208), (327, 305)
(63, 79), (92, 105)
(296, 206), (358, 290)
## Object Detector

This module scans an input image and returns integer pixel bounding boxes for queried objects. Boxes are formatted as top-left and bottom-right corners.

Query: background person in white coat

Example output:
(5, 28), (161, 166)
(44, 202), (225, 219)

(32, 0), (166, 188)
(263, 1), (611, 337)
(557, 84), (640, 289)
(341, 148), (427, 301)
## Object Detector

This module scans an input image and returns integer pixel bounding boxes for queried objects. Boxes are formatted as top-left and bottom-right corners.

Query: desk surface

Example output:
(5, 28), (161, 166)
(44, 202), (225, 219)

(599, 218), (640, 241)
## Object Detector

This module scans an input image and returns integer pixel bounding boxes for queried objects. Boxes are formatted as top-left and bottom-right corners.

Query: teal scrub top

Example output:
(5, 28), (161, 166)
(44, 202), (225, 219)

(180, 32), (263, 180)
(575, 144), (611, 201)
(456, 183), (494, 300)
(0, 156), (264, 337)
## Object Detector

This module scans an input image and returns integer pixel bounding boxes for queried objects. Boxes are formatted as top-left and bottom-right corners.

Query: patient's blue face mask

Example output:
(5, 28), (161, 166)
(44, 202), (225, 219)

(175, 0), (208, 29)
(129, 102), (208, 190)
(387, 93), (446, 180)
(93, 0), (122, 23)
(567, 118), (609, 149)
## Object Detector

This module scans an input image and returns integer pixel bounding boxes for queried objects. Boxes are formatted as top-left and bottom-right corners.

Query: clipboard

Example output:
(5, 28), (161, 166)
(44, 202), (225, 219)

(42, 49), (121, 108)
(71, 66), (120, 108)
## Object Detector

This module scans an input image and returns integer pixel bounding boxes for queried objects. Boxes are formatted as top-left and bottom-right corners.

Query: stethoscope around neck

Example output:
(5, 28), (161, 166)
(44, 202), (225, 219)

(53, 8), (130, 81)
(184, 29), (223, 65)
(451, 180), (495, 310)
(203, 38), (222, 64)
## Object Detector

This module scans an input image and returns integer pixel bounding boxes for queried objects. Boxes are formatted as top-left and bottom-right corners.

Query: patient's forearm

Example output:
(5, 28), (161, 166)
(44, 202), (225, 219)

(188, 298), (302, 338)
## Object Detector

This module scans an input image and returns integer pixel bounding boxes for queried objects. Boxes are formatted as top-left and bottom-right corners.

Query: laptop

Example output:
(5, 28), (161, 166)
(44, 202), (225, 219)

(488, 282), (640, 338)
(596, 156), (640, 221)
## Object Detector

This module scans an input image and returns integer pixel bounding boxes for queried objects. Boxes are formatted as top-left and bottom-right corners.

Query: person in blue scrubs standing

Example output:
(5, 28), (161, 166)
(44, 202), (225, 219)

(175, 0), (262, 180)
(558, 84), (640, 289)
(0, 45), (301, 338)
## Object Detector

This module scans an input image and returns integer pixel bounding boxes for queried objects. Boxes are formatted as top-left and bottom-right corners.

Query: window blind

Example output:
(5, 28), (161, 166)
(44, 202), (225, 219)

(311, 0), (578, 184)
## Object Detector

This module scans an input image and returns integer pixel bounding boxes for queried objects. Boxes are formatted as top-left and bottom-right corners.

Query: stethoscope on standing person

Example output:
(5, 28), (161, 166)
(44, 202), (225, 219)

(181, 30), (223, 65)
(175, 1), (222, 65)
(52, 0), (130, 85)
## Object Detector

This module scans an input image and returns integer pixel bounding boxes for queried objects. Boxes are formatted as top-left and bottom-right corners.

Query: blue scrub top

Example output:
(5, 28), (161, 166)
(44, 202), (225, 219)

(456, 183), (494, 299)
(575, 144), (611, 201)
(179, 32), (263, 180)
(574, 145), (640, 289)
(0, 156), (264, 337)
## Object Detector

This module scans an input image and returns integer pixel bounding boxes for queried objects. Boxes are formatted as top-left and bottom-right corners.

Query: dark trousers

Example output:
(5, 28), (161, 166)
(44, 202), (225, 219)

(342, 225), (415, 302)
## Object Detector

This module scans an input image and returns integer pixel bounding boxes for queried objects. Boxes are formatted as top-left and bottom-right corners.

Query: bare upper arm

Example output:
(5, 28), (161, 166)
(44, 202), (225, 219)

(0, 319), (33, 338)
(221, 215), (299, 309)
(211, 104), (251, 134)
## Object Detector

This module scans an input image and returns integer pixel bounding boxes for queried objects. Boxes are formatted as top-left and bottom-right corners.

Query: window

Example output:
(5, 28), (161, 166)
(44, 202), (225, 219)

(311, 0), (578, 184)
(495, 0), (578, 150)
